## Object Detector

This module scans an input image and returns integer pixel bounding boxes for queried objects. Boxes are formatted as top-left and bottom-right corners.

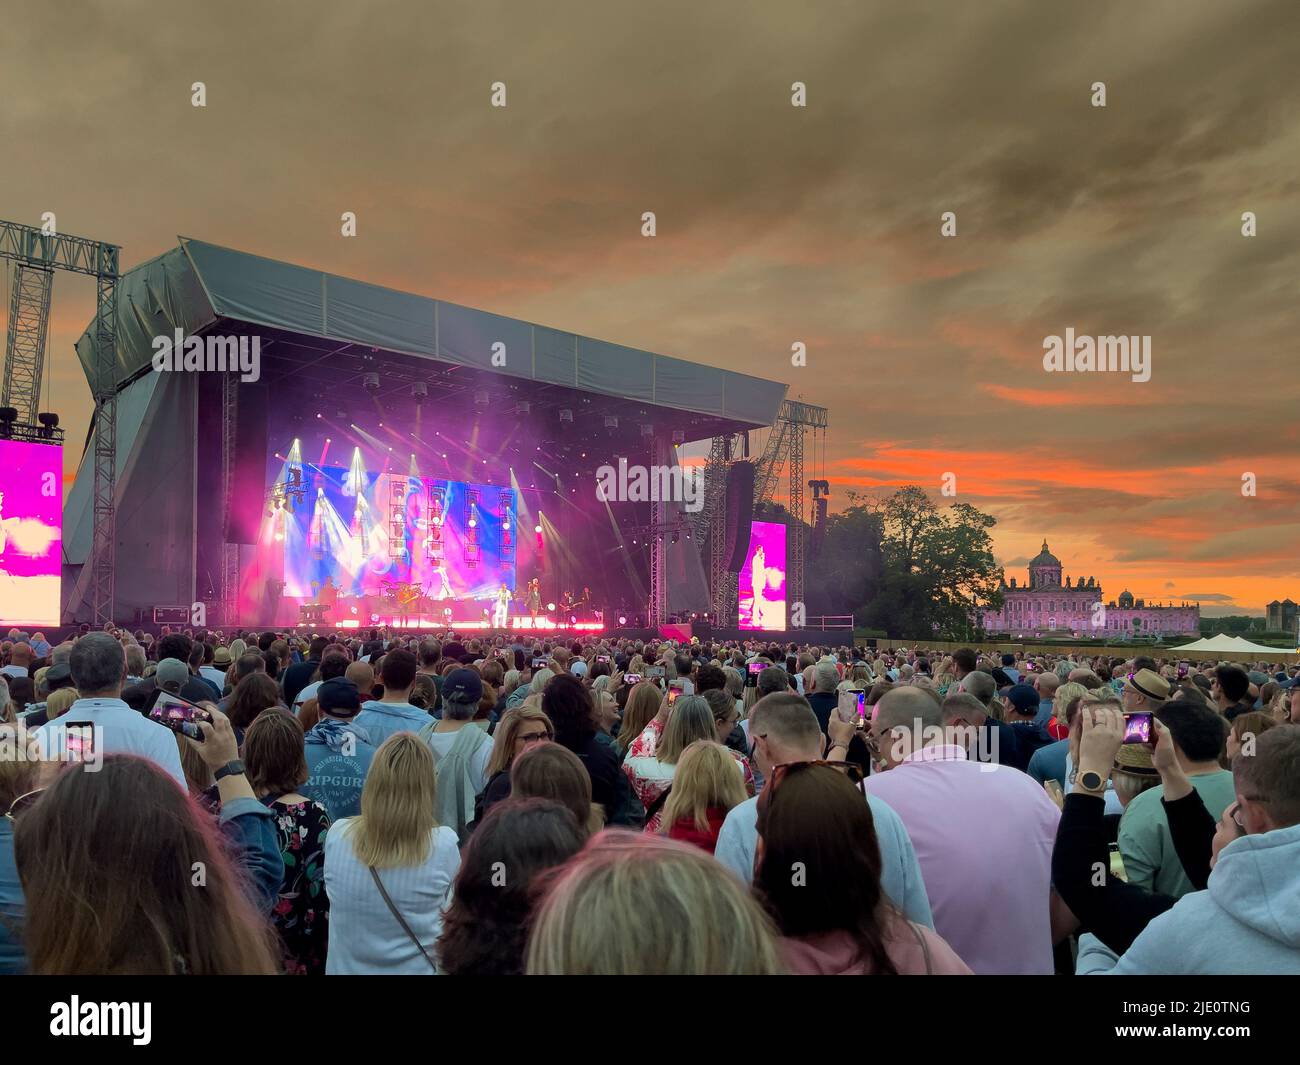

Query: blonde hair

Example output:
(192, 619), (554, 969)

(43, 687), (81, 723)
(618, 681), (662, 754)
(525, 833), (784, 975)
(347, 733), (438, 868)
(1052, 682), (1090, 726)
(488, 707), (554, 777)
(661, 741), (747, 833)
(656, 696), (715, 765)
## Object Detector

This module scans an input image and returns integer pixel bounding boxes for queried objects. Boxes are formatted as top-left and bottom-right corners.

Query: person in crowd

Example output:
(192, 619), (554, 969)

(242, 708), (331, 975)
(1078, 724), (1300, 974)
(1033, 671), (1060, 728)
(1003, 683), (1053, 771)
(437, 798), (586, 975)
(282, 636), (330, 709)
(525, 832), (785, 974)
(0, 721), (52, 973)
(293, 649), (350, 713)
(661, 740), (749, 854)
(12, 738), (282, 973)
(1026, 689), (1093, 788)
(323, 733), (460, 974)
(473, 707), (553, 823)
(754, 761), (970, 975)
(624, 694), (746, 832)
(352, 648), (428, 746)
(34, 632), (185, 788)
(1117, 697), (1234, 898)
(418, 667), (494, 843)
(0, 642), (33, 681)
(1223, 711), (1278, 770)
(226, 672), (286, 736)
(510, 741), (605, 836)
(952, 670), (1019, 766)
(616, 680), (663, 761)
(864, 686), (1060, 974)
(715, 691), (931, 925)
(1211, 664), (1254, 720)
(301, 676), (376, 825)
(544, 672), (638, 825)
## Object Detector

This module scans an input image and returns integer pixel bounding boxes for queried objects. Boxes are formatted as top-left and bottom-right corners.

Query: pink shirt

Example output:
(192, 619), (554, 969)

(862, 745), (1060, 974)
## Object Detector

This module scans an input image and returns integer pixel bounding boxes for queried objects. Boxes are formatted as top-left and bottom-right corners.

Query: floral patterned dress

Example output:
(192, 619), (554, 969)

(267, 798), (331, 975)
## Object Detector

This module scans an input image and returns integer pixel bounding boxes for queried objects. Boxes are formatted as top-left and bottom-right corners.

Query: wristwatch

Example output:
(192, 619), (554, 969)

(1077, 769), (1106, 794)
(214, 759), (246, 782)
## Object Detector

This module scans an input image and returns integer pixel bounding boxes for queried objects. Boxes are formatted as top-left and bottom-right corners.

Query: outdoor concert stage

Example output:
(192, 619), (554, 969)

(60, 238), (789, 628)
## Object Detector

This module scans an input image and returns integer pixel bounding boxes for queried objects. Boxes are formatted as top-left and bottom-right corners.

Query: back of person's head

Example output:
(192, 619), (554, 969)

(344, 660), (374, 695)
(437, 798), (586, 976)
(812, 660), (838, 694)
(747, 691), (822, 759)
(352, 733), (438, 868)
(701, 687), (736, 731)
(318, 651), (350, 682)
(510, 742), (602, 836)
(1157, 697), (1230, 763)
(379, 648), (418, 692)
(757, 665), (788, 697)
(1215, 664), (1250, 703)
(124, 644), (146, 678)
(755, 762), (895, 973)
(242, 708), (308, 798)
(44, 687), (81, 723)
(0, 722), (42, 814)
(941, 691), (987, 725)
(619, 680), (663, 754)
(695, 663), (726, 694)
(875, 685), (944, 734)
(662, 740), (747, 834)
(525, 833), (783, 975)
(234, 651), (266, 684)
(13, 756), (278, 974)
(418, 639), (441, 668)
(657, 695), (716, 764)
(227, 672), (282, 731)
(953, 648), (977, 675)
(1233, 724), (1300, 829)
(542, 672), (596, 749)
(68, 632), (126, 696)
(158, 632), (193, 664)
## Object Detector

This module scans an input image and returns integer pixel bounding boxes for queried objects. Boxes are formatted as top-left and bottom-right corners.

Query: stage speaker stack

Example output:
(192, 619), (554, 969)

(724, 460), (755, 571)
(225, 383), (269, 545)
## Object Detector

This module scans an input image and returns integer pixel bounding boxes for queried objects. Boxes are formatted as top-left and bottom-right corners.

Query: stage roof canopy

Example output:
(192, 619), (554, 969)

(76, 238), (787, 438)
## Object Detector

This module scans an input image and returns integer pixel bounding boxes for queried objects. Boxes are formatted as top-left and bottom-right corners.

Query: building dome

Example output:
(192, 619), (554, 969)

(1028, 539), (1061, 568)
(1118, 589), (1135, 607)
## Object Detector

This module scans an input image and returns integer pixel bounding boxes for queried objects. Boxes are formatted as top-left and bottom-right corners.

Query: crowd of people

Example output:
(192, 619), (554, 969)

(1, 622), (1298, 975)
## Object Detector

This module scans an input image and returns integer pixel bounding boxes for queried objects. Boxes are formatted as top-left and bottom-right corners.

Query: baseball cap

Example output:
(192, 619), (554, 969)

(1006, 683), (1040, 716)
(570, 659), (589, 677)
(317, 677), (362, 717)
(442, 667), (483, 705)
(155, 658), (190, 694)
(44, 662), (74, 691)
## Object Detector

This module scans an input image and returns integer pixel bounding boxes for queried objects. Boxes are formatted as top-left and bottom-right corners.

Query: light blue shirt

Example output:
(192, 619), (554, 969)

(352, 700), (431, 748)
(35, 697), (186, 789)
(715, 791), (934, 929)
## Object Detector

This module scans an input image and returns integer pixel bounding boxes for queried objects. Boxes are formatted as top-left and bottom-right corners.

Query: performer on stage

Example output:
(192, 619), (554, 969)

(319, 575), (339, 618)
(527, 577), (541, 621)
(493, 582), (511, 628)
(434, 559), (451, 600)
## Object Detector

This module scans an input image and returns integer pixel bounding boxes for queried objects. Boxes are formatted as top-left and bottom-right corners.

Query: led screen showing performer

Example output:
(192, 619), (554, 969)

(266, 464), (517, 604)
(0, 440), (63, 628)
(738, 520), (787, 630)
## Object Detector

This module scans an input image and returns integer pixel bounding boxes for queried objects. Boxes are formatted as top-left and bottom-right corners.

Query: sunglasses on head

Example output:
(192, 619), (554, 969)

(4, 787), (45, 823)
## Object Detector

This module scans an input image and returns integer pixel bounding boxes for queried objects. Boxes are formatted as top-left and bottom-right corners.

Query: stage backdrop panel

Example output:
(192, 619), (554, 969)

(738, 519), (787, 630)
(0, 440), (62, 627)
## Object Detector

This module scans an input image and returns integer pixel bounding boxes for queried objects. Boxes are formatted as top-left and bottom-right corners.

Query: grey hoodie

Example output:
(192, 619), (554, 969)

(1079, 822), (1300, 974)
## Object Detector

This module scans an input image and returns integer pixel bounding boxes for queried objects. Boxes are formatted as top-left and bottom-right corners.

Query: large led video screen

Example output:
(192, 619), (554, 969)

(738, 519), (787, 630)
(0, 439), (63, 627)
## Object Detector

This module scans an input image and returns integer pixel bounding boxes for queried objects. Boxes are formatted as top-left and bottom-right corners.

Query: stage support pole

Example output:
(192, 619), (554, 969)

(648, 435), (668, 626)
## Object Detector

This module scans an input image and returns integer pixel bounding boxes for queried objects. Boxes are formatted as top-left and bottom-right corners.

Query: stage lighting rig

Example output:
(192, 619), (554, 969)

(412, 382), (428, 404)
(0, 406), (17, 439)
(363, 372), (381, 394)
(559, 408), (573, 424)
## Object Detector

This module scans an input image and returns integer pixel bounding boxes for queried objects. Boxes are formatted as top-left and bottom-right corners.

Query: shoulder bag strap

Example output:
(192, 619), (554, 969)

(369, 865), (437, 971)
(907, 920), (933, 975)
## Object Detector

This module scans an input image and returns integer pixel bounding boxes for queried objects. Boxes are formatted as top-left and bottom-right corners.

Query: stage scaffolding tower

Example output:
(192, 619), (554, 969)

(648, 436), (669, 626)
(1, 220), (120, 626)
(220, 373), (240, 627)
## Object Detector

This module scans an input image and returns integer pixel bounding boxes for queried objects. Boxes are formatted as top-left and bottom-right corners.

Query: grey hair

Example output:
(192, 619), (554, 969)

(442, 694), (477, 722)
(961, 670), (996, 705)
(125, 644), (147, 677)
(68, 632), (127, 695)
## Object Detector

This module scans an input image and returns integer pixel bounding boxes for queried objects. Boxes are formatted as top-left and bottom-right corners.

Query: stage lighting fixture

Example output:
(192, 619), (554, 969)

(603, 415), (618, 429)
(559, 409), (574, 424)
(468, 517), (477, 527)
(618, 615), (627, 625)
(639, 424), (654, 438)
(515, 401), (531, 415)
(474, 390), (490, 408)
(351, 606), (358, 614)
(37, 412), (59, 438)
(363, 372), (381, 393)
(412, 382), (428, 402)
(546, 602), (556, 611)
(672, 430), (685, 443)
(534, 524), (542, 533)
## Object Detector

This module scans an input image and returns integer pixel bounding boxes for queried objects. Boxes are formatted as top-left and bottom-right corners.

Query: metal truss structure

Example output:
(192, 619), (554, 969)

(1, 220), (120, 625)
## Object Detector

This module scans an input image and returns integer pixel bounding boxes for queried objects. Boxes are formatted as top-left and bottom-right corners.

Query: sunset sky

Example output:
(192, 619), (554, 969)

(3, 0), (1298, 617)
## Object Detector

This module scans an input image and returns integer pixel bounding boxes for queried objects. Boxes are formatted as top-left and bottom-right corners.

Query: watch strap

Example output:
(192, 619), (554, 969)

(214, 759), (245, 782)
